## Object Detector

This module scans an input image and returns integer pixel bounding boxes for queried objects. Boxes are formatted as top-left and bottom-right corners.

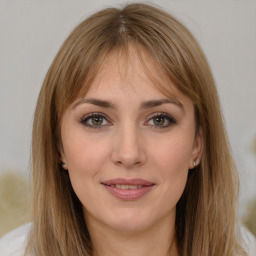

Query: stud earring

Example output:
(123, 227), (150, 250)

(193, 161), (196, 168)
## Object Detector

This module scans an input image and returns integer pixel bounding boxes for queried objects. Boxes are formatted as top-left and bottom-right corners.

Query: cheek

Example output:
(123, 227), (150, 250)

(64, 137), (110, 206)
(63, 135), (118, 205)
(148, 133), (193, 202)
(63, 129), (110, 173)
(150, 132), (194, 174)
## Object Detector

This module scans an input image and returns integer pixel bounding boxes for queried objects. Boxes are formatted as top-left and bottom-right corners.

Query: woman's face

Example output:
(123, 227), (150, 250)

(60, 47), (202, 233)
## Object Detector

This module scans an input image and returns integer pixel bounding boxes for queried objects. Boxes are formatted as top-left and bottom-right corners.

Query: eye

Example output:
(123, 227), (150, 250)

(146, 113), (176, 128)
(80, 113), (110, 129)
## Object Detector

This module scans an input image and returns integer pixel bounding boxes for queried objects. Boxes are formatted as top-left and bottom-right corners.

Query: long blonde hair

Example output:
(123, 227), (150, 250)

(27, 3), (247, 256)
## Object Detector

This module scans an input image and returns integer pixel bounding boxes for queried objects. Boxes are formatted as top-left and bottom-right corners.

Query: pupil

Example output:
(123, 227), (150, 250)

(154, 116), (165, 125)
(92, 116), (103, 125)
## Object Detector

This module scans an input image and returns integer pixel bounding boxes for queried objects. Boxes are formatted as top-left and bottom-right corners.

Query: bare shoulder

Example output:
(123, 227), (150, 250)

(0, 223), (31, 256)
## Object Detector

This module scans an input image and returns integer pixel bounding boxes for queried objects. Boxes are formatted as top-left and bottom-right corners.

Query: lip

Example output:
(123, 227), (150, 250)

(101, 178), (154, 186)
(101, 178), (155, 201)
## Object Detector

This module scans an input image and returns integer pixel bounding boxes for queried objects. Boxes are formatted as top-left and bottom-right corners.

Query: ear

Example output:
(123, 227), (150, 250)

(58, 138), (69, 170)
(189, 128), (203, 169)
(60, 151), (68, 170)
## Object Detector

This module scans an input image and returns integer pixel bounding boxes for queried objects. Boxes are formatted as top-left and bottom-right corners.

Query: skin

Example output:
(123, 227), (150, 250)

(61, 46), (203, 256)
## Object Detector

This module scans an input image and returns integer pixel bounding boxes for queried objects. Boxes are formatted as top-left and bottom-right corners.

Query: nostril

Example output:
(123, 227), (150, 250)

(111, 144), (147, 168)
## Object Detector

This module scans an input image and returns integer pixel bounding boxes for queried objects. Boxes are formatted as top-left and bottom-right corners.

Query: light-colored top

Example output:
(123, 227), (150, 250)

(0, 223), (256, 256)
(0, 223), (30, 256)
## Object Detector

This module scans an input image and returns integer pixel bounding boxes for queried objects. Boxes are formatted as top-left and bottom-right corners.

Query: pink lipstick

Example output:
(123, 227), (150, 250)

(101, 178), (155, 201)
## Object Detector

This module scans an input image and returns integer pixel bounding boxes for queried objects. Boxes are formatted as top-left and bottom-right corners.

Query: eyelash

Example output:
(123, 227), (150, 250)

(80, 113), (110, 129)
(80, 112), (176, 129)
(146, 113), (177, 128)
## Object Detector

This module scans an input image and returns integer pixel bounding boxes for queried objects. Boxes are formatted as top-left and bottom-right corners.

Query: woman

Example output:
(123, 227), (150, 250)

(1, 3), (255, 256)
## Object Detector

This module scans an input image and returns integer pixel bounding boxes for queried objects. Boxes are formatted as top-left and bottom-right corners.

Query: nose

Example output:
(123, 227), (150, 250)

(111, 124), (147, 169)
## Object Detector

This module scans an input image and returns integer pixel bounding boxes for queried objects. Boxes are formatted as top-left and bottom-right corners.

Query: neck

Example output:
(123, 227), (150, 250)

(86, 213), (179, 256)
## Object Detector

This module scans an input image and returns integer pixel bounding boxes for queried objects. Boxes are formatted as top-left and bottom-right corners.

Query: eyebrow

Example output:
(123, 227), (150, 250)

(73, 98), (116, 109)
(73, 98), (184, 110)
(141, 99), (183, 110)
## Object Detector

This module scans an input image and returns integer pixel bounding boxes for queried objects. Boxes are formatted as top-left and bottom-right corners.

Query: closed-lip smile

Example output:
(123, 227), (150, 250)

(101, 178), (155, 201)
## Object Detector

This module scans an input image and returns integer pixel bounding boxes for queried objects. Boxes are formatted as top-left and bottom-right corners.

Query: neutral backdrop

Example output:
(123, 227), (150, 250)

(0, 0), (256, 216)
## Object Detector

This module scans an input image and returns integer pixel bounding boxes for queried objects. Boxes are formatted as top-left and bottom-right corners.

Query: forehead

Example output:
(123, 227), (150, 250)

(82, 45), (181, 101)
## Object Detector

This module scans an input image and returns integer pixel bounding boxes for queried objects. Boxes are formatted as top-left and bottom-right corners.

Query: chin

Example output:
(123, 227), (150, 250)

(102, 208), (158, 233)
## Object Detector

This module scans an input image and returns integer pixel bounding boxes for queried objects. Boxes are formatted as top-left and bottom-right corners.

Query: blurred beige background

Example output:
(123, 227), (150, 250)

(0, 0), (256, 237)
